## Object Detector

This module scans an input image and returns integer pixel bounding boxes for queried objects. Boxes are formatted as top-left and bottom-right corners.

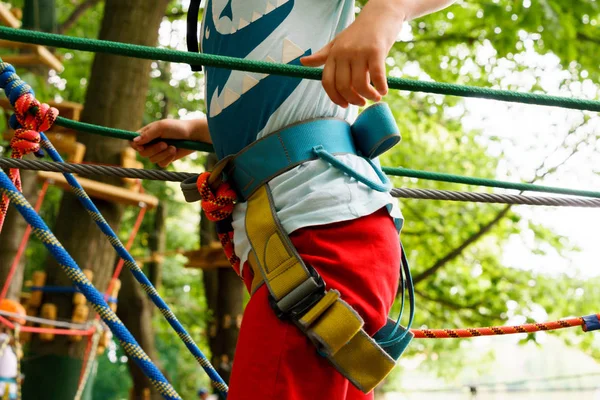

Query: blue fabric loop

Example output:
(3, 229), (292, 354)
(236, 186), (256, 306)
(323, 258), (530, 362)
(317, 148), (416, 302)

(312, 145), (392, 192)
(583, 314), (600, 332)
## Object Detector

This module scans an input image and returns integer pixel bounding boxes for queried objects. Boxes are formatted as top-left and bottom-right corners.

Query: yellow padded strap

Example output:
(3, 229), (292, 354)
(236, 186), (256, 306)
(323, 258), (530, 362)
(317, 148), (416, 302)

(299, 290), (340, 328)
(328, 330), (396, 393)
(305, 298), (364, 356)
(245, 186), (311, 301)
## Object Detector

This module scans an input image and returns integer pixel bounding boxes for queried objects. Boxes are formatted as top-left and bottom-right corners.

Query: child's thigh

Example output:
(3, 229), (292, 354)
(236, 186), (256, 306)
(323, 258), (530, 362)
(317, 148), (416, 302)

(228, 285), (362, 400)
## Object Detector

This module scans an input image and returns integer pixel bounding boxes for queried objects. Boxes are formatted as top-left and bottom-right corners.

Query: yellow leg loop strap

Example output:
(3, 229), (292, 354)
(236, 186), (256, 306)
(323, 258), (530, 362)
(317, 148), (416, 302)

(245, 185), (398, 393)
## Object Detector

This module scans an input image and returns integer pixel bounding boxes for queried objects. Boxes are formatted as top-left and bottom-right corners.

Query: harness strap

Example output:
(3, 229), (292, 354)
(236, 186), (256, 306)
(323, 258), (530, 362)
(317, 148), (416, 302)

(186, 0), (203, 72)
(245, 185), (413, 393)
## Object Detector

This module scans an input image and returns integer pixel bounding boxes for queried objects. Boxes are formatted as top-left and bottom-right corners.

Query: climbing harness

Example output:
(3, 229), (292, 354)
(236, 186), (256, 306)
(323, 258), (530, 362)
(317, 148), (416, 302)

(185, 103), (414, 393)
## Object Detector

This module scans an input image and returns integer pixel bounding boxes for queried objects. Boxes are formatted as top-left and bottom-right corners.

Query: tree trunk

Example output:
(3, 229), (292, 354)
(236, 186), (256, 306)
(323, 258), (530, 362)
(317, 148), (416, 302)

(200, 155), (245, 386)
(0, 168), (39, 300)
(22, 0), (168, 398)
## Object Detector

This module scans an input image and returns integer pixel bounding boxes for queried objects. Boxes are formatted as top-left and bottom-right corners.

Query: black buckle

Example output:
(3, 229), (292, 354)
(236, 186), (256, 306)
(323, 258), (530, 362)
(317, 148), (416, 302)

(269, 264), (326, 321)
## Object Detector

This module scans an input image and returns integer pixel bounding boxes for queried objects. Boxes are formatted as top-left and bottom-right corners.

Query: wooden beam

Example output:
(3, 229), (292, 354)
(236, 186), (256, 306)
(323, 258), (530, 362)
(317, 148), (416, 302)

(1, 54), (39, 66)
(36, 45), (64, 72)
(184, 242), (231, 269)
(37, 171), (159, 208)
(0, 4), (21, 28)
(0, 39), (32, 50)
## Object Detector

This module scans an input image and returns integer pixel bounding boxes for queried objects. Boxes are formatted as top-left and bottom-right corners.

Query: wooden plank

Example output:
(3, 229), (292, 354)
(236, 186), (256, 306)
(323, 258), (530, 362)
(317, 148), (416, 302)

(37, 171), (159, 208)
(0, 39), (32, 50)
(184, 242), (231, 269)
(0, 43), (64, 72)
(0, 4), (21, 28)
(2, 54), (39, 66)
(36, 45), (64, 72)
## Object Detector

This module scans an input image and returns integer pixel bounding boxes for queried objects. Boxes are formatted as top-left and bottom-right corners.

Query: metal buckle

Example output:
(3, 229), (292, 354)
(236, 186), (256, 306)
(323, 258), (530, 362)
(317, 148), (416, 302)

(268, 264), (326, 321)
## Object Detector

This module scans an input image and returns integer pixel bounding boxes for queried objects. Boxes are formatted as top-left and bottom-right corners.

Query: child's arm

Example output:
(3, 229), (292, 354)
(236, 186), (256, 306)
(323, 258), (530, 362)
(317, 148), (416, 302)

(301, 0), (456, 108)
(131, 118), (211, 167)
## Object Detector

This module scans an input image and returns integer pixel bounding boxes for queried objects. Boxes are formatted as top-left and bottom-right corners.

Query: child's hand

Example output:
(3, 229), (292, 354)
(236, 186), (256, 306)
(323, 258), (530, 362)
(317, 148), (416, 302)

(301, 0), (405, 108)
(132, 119), (207, 167)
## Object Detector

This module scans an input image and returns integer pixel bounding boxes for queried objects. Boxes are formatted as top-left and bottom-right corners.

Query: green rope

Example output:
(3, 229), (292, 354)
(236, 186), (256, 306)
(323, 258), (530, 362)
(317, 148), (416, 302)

(1, 26), (600, 112)
(51, 115), (600, 199)
(382, 167), (600, 199)
(55, 117), (214, 152)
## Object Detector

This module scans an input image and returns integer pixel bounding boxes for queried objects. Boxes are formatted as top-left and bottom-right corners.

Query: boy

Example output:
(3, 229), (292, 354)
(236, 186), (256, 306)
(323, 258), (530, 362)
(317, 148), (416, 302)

(133, 0), (455, 398)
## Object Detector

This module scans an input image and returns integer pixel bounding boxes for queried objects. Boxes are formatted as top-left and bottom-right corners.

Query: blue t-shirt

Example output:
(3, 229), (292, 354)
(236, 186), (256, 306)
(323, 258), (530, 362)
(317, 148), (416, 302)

(201, 0), (403, 267)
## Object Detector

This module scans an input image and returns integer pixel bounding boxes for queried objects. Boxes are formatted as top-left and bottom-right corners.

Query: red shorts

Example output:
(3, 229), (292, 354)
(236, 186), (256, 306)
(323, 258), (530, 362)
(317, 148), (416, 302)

(228, 208), (401, 400)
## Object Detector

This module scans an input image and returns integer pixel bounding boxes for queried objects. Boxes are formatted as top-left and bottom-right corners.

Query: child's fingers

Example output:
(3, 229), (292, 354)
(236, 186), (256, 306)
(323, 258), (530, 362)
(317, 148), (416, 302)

(138, 141), (168, 158)
(351, 60), (381, 102)
(336, 62), (366, 106)
(300, 42), (333, 67)
(369, 57), (388, 96)
(134, 122), (163, 145)
(157, 152), (177, 168)
(322, 59), (348, 108)
(149, 146), (177, 165)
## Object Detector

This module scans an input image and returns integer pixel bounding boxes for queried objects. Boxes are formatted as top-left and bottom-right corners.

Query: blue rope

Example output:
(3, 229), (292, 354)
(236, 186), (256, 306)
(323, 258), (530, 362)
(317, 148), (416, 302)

(0, 62), (228, 397)
(0, 170), (181, 399)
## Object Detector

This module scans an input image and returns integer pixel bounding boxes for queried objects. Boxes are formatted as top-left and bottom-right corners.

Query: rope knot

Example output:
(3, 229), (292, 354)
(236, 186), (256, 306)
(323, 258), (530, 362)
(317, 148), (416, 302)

(196, 172), (237, 222)
(10, 128), (41, 158)
(14, 93), (58, 132)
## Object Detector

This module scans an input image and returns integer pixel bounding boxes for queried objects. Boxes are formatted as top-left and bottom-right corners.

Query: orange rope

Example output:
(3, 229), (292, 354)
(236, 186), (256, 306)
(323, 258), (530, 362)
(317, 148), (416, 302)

(411, 316), (588, 339)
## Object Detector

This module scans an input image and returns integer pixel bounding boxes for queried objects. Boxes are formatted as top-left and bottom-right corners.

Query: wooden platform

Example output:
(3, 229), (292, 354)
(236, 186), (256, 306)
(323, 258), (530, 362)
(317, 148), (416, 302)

(184, 242), (230, 269)
(0, 4), (64, 72)
(38, 171), (159, 208)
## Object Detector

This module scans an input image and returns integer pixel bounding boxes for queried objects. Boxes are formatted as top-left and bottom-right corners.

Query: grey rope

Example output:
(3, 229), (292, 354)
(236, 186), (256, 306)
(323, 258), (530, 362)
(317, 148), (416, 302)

(0, 157), (196, 182)
(390, 188), (600, 208)
(3, 157), (599, 208)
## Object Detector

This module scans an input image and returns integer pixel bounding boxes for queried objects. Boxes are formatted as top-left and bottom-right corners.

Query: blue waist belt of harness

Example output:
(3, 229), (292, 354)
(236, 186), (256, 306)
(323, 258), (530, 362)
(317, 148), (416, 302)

(181, 103), (401, 202)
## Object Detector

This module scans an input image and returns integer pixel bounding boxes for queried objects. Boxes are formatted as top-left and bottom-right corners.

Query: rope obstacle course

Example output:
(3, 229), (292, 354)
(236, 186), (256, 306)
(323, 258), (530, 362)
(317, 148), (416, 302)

(0, 24), (598, 399)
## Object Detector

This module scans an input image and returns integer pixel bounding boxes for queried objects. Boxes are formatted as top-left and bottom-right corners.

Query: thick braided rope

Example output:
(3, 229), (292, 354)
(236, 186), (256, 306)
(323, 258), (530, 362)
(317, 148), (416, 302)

(0, 170), (181, 399)
(1, 26), (600, 112)
(0, 63), (57, 231)
(5, 157), (600, 208)
(411, 315), (591, 339)
(197, 172), (241, 273)
(0, 62), (228, 396)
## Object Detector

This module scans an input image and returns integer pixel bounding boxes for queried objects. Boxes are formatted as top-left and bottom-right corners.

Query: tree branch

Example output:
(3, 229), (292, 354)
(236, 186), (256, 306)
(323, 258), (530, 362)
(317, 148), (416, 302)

(577, 32), (600, 46)
(415, 288), (479, 312)
(413, 204), (512, 285)
(58, 0), (102, 34)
